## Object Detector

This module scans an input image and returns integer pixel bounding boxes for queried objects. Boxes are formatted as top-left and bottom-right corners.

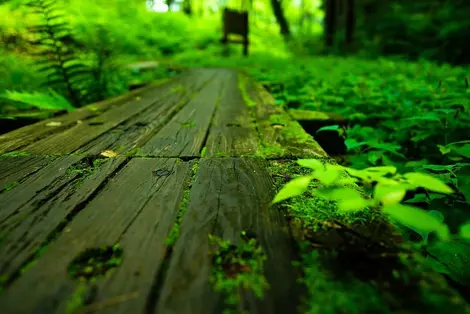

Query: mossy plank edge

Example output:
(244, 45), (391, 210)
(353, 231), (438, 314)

(0, 77), (171, 155)
(0, 156), (127, 285)
(140, 69), (222, 158)
(204, 69), (259, 157)
(238, 72), (327, 159)
(75, 70), (213, 156)
(0, 158), (189, 314)
(267, 159), (470, 314)
(156, 157), (302, 314)
(288, 109), (347, 123)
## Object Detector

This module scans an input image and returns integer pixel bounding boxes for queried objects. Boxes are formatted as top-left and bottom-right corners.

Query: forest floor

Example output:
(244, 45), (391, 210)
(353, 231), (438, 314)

(1, 53), (470, 313)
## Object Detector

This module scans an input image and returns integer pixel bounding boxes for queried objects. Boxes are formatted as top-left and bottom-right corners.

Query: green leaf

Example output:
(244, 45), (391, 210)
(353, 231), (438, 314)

(316, 187), (372, 212)
(382, 204), (450, 241)
(312, 169), (341, 185)
(374, 183), (407, 205)
(459, 221), (470, 240)
(316, 125), (340, 133)
(271, 175), (313, 204)
(453, 144), (470, 159)
(363, 166), (397, 175)
(456, 166), (470, 203)
(297, 159), (324, 170)
(404, 172), (454, 194)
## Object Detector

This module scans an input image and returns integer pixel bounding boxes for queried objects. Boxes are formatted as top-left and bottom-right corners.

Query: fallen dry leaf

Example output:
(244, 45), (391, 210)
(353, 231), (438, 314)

(100, 150), (119, 157)
(45, 121), (62, 127)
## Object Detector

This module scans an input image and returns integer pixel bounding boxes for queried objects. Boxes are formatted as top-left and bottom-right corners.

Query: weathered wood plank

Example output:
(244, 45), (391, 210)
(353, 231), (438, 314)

(140, 69), (224, 158)
(76, 69), (217, 156)
(84, 160), (193, 314)
(0, 155), (56, 192)
(0, 82), (168, 155)
(156, 158), (301, 314)
(205, 70), (259, 157)
(240, 74), (327, 158)
(20, 74), (203, 155)
(0, 156), (127, 284)
(0, 158), (190, 314)
(0, 155), (83, 223)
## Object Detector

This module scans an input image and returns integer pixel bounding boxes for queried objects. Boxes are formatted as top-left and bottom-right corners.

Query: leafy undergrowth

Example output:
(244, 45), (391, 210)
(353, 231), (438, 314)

(176, 52), (470, 308)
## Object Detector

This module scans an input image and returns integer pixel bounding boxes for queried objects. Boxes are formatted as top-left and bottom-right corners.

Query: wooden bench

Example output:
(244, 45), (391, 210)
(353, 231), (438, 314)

(0, 68), (468, 314)
(221, 8), (249, 56)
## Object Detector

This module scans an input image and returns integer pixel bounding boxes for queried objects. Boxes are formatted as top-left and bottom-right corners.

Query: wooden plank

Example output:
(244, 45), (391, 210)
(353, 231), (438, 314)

(19, 74), (203, 155)
(156, 158), (301, 314)
(83, 160), (193, 314)
(0, 82), (168, 155)
(0, 155), (83, 224)
(0, 156), (127, 284)
(0, 158), (191, 314)
(76, 69), (217, 156)
(140, 69), (226, 158)
(0, 155), (56, 192)
(241, 74), (327, 158)
(205, 70), (259, 157)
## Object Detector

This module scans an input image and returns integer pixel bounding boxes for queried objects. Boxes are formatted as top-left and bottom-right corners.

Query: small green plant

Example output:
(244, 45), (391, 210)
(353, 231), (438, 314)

(208, 232), (269, 312)
(272, 159), (470, 242)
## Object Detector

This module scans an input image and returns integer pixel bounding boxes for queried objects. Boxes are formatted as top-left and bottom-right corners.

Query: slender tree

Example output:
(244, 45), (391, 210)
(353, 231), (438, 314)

(345, 0), (355, 45)
(270, 0), (291, 39)
(324, 0), (337, 48)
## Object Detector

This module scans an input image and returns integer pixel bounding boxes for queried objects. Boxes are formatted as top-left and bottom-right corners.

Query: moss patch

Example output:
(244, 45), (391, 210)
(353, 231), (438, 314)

(208, 232), (269, 313)
(68, 244), (123, 282)
(165, 160), (200, 246)
(67, 156), (109, 184)
(0, 151), (31, 159)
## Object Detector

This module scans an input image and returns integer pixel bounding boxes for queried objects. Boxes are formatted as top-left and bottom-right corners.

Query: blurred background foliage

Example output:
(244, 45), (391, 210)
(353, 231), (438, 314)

(0, 0), (469, 122)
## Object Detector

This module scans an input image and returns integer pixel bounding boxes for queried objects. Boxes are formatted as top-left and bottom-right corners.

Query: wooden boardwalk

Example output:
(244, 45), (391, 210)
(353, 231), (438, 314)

(0, 68), (468, 314)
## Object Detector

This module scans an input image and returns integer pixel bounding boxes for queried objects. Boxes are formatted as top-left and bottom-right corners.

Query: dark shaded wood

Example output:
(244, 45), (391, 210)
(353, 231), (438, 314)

(0, 156), (127, 283)
(76, 159), (192, 314)
(20, 75), (200, 155)
(0, 158), (190, 314)
(75, 69), (216, 156)
(243, 75), (328, 158)
(0, 155), (56, 192)
(0, 156), (82, 223)
(324, 0), (337, 48)
(0, 82), (167, 155)
(221, 8), (249, 56)
(205, 70), (259, 157)
(345, 0), (355, 45)
(156, 158), (301, 314)
(140, 69), (223, 158)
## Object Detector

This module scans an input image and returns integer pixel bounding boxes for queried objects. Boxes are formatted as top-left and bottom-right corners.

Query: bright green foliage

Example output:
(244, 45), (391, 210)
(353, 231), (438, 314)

(208, 233), (269, 312)
(272, 158), (459, 241)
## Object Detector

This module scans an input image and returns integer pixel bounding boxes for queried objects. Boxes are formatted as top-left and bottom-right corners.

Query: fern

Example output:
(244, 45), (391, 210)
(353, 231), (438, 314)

(25, 0), (91, 107)
(1, 89), (75, 112)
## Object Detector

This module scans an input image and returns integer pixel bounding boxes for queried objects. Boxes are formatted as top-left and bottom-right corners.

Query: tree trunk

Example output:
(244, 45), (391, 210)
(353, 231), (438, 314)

(324, 0), (336, 47)
(182, 0), (192, 15)
(345, 0), (355, 45)
(270, 0), (291, 39)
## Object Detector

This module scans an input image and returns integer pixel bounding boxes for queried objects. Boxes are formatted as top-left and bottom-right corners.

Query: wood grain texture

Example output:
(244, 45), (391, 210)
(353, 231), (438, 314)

(140, 69), (224, 158)
(76, 69), (216, 156)
(155, 158), (301, 314)
(0, 156), (127, 284)
(0, 158), (190, 314)
(0, 155), (57, 192)
(205, 70), (259, 157)
(0, 82), (167, 155)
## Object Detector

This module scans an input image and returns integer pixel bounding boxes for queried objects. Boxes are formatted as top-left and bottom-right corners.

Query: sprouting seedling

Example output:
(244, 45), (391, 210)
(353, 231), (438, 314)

(408, 210), (445, 245)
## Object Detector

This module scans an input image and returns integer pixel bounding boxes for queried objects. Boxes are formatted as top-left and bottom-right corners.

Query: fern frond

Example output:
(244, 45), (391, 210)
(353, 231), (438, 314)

(1, 89), (75, 112)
